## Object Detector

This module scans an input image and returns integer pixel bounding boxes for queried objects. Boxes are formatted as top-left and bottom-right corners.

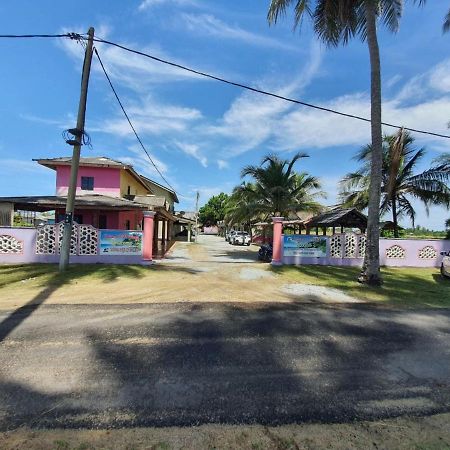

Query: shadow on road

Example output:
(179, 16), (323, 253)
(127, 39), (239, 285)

(1, 303), (449, 429)
(0, 264), (147, 343)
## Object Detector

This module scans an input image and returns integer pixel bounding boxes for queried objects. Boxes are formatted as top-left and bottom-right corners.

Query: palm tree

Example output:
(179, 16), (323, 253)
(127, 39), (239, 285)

(224, 182), (261, 236)
(239, 152), (324, 218)
(340, 130), (450, 237)
(267, 1), (423, 285)
(443, 7), (450, 33)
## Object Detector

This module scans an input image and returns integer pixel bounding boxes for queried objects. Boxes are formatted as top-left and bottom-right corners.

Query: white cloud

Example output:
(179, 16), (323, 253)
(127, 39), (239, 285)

(200, 40), (323, 155)
(0, 159), (49, 174)
(174, 141), (208, 167)
(58, 25), (204, 89)
(428, 59), (450, 93)
(138, 0), (198, 11)
(201, 55), (450, 157)
(116, 145), (181, 190)
(217, 159), (229, 169)
(181, 13), (299, 51)
(385, 74), (403, 89)
(93, 96), (202, 138)
(20, 113), (75, 129)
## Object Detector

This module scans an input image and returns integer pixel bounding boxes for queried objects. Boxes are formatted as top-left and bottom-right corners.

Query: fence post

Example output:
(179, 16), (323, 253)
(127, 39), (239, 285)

(271, 216), (284, 266)
(143, 211), (155, 263)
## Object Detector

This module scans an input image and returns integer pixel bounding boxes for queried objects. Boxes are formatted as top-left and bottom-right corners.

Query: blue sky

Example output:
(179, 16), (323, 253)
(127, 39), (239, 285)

(0, 0), (449, 229)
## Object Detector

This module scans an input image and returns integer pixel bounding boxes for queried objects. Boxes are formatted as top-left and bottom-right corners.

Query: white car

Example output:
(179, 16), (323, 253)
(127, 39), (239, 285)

(227, 230), (236, 243)
(441, 251), (450, 278)
(232, 231), (251, 246)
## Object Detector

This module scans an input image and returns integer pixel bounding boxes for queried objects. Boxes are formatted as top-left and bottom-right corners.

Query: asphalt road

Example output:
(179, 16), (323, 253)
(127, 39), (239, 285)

(0, 303), (450, 430)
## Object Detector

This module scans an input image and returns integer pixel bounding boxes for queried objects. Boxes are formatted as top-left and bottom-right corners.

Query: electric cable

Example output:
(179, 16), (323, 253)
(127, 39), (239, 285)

(93, 47), (176, 193)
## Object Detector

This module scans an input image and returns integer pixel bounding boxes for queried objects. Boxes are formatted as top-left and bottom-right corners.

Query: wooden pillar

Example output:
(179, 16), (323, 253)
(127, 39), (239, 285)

(162, 220), (166, 244)
(315, 227), (319, 236)
(153, 218), (159, 248)
(340, 225), (344, 234)
(322, 227), (326, 236)
(332, 226), (336, 235)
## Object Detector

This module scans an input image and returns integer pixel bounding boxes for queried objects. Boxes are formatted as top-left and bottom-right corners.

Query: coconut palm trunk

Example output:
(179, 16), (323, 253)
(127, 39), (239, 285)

(363, 1), (383, 285)
(392, 197), (399, 238)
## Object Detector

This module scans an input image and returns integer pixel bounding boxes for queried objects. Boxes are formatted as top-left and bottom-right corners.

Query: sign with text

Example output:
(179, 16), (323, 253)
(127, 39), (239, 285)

(99, 230), (143, 255)
(283, 235), (327, 257)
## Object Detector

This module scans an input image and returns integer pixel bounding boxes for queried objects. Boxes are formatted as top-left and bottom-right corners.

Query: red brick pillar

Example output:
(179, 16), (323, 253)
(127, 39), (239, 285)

(271, 216), (284, 266)
(143, 211), (155, 262)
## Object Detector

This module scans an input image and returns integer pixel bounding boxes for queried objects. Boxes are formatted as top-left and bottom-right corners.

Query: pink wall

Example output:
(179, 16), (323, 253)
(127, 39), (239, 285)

(0, 226), (145, 264)
(119, 211), (144, 230)
(281, 234), (450, 268)
(56, 166), (121, 197)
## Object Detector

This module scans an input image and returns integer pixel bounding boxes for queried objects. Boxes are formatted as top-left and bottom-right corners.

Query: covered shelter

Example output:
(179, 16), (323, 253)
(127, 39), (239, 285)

(305, 207), (367, 235)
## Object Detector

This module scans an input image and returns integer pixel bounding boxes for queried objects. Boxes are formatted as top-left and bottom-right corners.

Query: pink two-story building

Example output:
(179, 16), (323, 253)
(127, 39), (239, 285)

(0, 156), (181, 255)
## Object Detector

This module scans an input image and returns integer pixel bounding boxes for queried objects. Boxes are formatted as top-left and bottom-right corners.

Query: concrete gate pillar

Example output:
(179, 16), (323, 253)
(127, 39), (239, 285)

(271, 216), (284, 266)
(143, 211), (156, 262)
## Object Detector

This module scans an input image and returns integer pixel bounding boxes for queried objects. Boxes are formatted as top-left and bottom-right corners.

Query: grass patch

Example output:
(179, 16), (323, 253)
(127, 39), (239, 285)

(0, 263), (150, 289)
(273, 265), (450, 307)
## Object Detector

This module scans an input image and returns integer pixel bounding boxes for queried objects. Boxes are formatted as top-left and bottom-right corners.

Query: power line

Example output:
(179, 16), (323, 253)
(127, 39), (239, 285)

(0, 33), (83, 39)
(1, 32), (449, 140)
(93, 47), (176, 193)
(91, 36), (450, 140)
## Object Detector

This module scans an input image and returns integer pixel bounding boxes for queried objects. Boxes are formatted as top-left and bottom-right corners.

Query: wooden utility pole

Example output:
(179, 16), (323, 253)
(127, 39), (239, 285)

(59, 27), (95, 271)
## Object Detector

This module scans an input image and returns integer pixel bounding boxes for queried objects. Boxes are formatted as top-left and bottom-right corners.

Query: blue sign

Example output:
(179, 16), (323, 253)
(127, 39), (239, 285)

(283, 235), (327, 257)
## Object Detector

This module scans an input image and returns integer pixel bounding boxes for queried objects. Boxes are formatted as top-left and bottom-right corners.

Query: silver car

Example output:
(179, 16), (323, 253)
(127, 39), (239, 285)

(441, 251), (450, 278)
(232, 231), (251, 246)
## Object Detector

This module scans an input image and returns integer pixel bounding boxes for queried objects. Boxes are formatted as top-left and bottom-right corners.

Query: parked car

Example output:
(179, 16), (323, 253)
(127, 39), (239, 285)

(227, 230), (237, 244)
(232, 231), (251, 246)
(441, 251), (450, 278)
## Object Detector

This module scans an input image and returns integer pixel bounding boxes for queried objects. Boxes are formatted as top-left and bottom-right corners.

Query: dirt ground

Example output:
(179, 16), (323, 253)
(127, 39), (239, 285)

(1, 413), (449, 449)
(0, 237), (347, 311)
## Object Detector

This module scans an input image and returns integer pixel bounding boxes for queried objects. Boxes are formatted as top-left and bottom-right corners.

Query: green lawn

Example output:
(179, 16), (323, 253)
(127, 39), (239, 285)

(0, 263), (448, 308)
(273, 265), (450, 308)
(0, 263), (150, 290)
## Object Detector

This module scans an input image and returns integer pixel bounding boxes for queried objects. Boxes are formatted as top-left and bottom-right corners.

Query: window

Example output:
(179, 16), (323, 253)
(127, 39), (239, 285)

(81, 176), (94, 191)
(127, 185), (131, 196)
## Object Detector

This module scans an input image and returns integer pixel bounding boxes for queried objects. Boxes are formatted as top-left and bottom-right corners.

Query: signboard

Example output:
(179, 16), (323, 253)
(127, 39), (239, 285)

(99, 230), (143, 255)
(283, 235), (327, 257)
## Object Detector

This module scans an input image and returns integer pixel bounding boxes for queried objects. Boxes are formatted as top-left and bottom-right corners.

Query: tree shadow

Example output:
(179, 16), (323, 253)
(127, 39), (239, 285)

(273, 265), (450, 307)
(2, 303), (447, 430)
(0, 264), (147, 343)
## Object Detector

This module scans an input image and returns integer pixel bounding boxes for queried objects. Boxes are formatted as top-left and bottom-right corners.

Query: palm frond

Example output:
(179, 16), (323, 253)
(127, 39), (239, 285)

(444, 7), (450, 33)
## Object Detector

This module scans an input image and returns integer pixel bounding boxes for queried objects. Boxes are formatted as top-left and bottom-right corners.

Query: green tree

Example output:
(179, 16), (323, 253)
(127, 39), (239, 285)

(198, 192), (229, 226)
(224, 182), (261, 236)
(239, 152), (323, 218)
(267, 0), (423, 285)
(340, 130), (450, 237)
